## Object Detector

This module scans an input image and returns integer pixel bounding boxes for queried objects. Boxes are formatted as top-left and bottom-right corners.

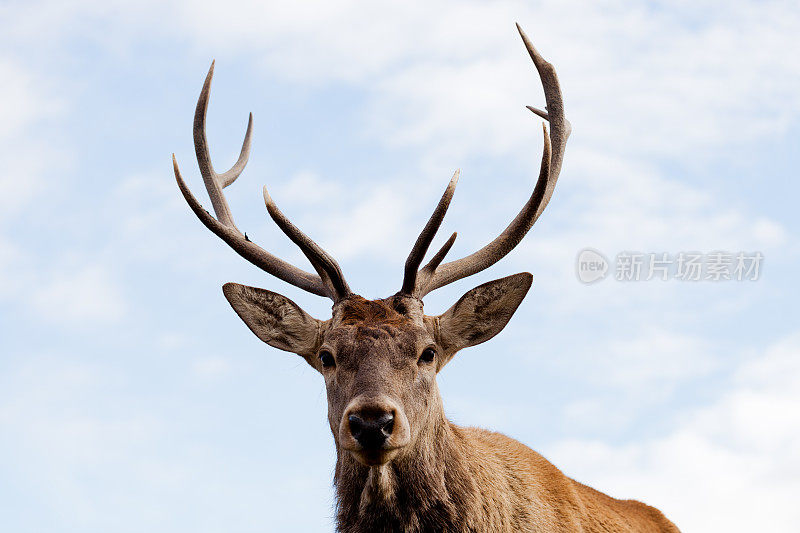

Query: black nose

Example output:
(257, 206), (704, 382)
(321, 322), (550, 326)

(348, 412), (395, 449)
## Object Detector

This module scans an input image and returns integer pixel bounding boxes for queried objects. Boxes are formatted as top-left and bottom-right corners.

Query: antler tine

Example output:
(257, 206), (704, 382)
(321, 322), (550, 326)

(173, 156), (328, 296)
(219, 112), (253, 188)
(418, 231), (457, 281)
(176, 61), (352, 301)
(412, 25), (570, 297)
(518, 23), (571, 207)
(193, 61), (253, 229)
(263, 187), (351, 301)
(400, 170), (460, 295)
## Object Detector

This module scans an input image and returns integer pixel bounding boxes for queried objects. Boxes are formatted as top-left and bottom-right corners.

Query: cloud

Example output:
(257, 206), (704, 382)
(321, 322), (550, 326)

(0, 236), (26, 298)
(546, 332), (800, 532)
(0, 352), (336, 532)
(150, 0), (799, 299)
(191, 356), (232, 380)
(0, 54), (108, 327)
(0, 57), (61, 140)
(2, 0), (795, 279)
(159, 0), (800, 161)
(0, 56), (63, 216)
(500, 144), (791, 319)
(271, 172), (412, 261)
(0, 2), (797, 531)
(29, 263), (127, 325)
(588, 328), (718, 388)
(7, 1), (799, 163)
(274, 171), (343, 207)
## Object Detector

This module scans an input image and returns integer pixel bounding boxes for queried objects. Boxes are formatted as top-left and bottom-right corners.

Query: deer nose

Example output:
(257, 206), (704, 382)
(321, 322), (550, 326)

(348, 412), (395, 449)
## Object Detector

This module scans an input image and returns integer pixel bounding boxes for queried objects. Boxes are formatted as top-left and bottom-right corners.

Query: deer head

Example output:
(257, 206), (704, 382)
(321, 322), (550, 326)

(173, 25), (569, 468)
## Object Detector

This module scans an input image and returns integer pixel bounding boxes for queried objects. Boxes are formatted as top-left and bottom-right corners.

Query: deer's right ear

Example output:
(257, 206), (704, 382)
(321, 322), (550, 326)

(433, 273), (532, 365)
(222, 283), (322, 362)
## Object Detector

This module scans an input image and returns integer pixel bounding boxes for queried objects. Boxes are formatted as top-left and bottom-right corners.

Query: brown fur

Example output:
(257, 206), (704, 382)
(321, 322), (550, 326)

(335, 420), (678, 532)
(339, 295), (408, 327)
(222, 276), (680, 532)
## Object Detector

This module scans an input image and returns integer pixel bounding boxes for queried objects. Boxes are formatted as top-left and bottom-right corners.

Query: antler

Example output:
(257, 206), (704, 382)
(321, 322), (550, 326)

(173, 61), (350, 301)
(400, 24), (571, 298)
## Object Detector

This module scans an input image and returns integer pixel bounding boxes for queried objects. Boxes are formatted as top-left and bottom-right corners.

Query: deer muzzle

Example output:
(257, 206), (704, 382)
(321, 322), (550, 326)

(339, 396), (411, 466)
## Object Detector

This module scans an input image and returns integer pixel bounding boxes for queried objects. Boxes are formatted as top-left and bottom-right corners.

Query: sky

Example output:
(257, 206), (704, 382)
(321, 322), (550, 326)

(0, 0), (798, 531)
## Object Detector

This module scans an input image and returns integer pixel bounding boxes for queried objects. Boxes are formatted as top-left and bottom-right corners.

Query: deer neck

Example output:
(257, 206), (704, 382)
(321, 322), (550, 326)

(333, 409), (478, 531)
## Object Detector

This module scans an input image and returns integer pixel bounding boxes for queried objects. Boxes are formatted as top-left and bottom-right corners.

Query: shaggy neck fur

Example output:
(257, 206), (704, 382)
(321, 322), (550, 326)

(334, 408), (482, 533)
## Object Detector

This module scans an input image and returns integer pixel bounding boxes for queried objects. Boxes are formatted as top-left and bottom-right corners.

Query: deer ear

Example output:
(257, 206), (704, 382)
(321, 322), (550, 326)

(434, 273), (532, 363)
(222, 282), (322, 362)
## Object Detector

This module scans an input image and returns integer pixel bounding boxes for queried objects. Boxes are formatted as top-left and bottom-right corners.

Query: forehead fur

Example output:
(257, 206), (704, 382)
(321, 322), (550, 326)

(337, 296), (408, 326)
(326, 295), (428, 345)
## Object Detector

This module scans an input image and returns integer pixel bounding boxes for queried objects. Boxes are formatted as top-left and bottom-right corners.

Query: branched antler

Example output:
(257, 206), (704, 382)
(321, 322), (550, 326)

(400, 24), (571, 297)
(173, 62), (350, 301)
(176, 25), (568, 304)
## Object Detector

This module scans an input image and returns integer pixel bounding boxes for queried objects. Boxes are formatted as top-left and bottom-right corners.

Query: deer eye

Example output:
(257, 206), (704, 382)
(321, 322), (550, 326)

(419, 347), (436, 364)
(319, 350), (336, 368)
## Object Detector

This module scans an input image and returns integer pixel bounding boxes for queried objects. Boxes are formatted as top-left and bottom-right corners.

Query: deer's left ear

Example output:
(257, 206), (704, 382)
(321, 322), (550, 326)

(432, 273), (532, 365)
(222, 282), (322, 363)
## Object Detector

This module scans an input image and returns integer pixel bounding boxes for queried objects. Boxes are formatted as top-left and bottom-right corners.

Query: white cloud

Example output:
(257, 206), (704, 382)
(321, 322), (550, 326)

(0, 2), (797, 530)
(191, 356), (232, 380)
(157, 0), (800, 161)
(7, 1), (798, 162)
(0, 235), (26, 298)
(148, 0), (799, 298)
(593, 328), (717, 387)
(155, 332), (190, 351)
(268, 170), (459, 267)
(2, 0), (795, 280)
(30, 263), (126, 325)
(319, 185), (411, 261)
(0, 57), (61, 140)
(0, 54), (99, 328)
(535, 145), (787, 255)
(502, 144), (790, 317)
(0, 356), (171, 526)
(0, 353), (336, 532)
(106, 172), (204, 267)
(275, 171), (343, 207)
(546, 332), (800, 532)
(0, 57), (63, 217)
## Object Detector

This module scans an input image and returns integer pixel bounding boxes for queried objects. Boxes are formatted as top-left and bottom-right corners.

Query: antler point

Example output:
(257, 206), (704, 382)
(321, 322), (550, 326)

(262, 185), (273, 205)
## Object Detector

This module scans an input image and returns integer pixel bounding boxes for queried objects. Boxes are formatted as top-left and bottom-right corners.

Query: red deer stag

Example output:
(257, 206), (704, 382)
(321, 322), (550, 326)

(172, 24), (679, 533)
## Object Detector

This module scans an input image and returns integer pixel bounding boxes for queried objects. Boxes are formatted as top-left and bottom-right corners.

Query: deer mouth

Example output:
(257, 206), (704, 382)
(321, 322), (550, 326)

(348, 445), (404, 467)
(339, 427), (411, 467)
